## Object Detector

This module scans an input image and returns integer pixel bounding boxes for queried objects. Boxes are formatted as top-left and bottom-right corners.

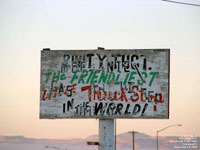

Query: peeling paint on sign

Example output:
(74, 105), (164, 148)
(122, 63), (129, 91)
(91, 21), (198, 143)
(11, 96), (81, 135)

(40, 49), (170, 119)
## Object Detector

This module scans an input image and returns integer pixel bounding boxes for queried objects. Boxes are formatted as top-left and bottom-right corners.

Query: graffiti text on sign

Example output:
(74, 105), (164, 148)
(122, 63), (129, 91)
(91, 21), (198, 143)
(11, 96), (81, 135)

(42, 84), (77, 101)
(81, 85), (164, 103)
(58, 54), (148, 72)
(40, 49), (169, 119)
(62, 100), (149, 116)
(44, 70), (159, 86)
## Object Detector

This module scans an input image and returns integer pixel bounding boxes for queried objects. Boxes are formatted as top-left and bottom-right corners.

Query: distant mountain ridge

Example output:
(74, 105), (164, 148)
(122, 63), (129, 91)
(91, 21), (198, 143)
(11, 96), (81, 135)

(0, 132), (199, 150)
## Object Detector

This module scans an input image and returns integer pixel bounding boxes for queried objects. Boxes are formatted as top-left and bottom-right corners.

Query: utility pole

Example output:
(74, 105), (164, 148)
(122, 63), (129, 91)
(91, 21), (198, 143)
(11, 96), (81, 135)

(128, 131), (137, 150)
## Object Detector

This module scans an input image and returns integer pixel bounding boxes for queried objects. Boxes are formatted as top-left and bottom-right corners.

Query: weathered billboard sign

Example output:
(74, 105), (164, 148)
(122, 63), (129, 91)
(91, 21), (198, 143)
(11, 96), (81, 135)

(40, 49), (170, 119)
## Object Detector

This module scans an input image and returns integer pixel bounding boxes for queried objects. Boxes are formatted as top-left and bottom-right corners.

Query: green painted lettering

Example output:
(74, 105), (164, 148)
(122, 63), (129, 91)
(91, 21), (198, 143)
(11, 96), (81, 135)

(45, 72), (52, 83)
(70, 70), (80, 84)
(149, 72), (159, 86)
(106, 72), (115, 85)
(60, 73), (66, 80)
(91, 70), (99, 84)
(123, 73), (130, 85)
(78, 69), (88, 84)
(128, 71), (137, 85)
(115, 73), (121, 85)
(52, 71), (60, 81)
(86, 71), (94, 84)
(98, 72), (108, 84)
(137, 72), (148, 86)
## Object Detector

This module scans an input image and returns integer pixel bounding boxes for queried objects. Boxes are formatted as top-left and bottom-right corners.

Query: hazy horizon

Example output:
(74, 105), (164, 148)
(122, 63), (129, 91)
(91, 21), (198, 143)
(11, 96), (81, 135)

(1, 132), (199, 150)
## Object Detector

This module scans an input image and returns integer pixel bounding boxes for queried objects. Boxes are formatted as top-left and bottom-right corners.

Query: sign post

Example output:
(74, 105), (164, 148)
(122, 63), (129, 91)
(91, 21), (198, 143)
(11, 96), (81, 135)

(40, 48), (170, 150)
(97, 47), (115, 150)
(99, 119), (114, 150)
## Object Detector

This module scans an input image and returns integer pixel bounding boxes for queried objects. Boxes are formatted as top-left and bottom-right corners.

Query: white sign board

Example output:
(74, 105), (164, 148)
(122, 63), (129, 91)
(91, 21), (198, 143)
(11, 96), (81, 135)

(40, 49), (170, 119)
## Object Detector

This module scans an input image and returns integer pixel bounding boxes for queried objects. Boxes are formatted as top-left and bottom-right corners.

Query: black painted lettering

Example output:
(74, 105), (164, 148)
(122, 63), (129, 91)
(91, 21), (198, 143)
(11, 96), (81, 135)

(59, 83), (64, 93)
(115, 103), (123, 115)
(132, 104), (141, 114)
(97, 54), (106, 69)
(87, 54), (94, 68)
(63, 103), (66, 113)
(67, 99), (74, 111)
(141, 103), (148, 115)
(106, 103), (116, 115)
(124, 104), (131, 115)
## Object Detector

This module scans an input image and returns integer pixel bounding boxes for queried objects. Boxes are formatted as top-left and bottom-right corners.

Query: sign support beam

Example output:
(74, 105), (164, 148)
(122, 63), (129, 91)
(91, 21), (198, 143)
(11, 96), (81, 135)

(99, 119), (115, 150)
(98, 47), (115, 150)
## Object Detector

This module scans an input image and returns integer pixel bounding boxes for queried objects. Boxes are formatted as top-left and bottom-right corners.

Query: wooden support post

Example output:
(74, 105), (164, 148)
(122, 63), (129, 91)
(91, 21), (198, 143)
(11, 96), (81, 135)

(98, 47), (115, 150)
(99, 119), (115, 150)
